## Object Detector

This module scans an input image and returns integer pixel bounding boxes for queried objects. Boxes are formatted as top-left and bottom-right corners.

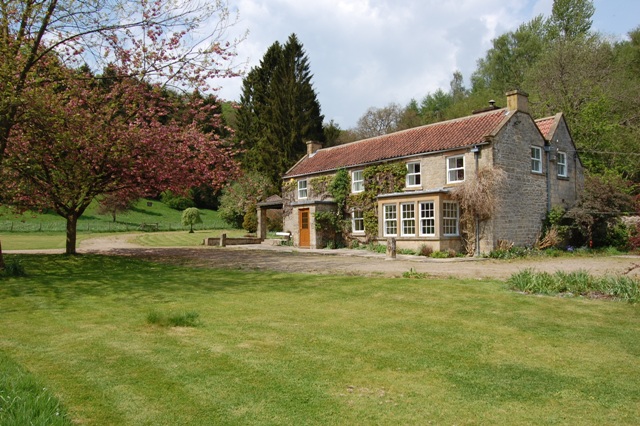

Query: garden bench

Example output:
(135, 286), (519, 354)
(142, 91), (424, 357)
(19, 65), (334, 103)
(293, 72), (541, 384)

(275, 231), (291, 245)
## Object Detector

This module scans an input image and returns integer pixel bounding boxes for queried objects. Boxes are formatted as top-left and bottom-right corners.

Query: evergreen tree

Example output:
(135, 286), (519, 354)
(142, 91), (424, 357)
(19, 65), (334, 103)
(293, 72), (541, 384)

(237, 34), (324, 186)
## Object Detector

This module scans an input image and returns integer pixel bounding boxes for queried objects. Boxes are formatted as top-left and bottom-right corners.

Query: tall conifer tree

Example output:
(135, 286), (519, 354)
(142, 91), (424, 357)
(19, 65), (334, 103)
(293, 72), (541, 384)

(238, 34), (324, 186)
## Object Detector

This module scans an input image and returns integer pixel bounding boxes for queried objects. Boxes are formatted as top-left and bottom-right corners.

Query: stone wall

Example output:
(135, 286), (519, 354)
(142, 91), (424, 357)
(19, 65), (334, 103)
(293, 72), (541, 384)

(548, 117), (584, 209)
(491, 111), (549, 249)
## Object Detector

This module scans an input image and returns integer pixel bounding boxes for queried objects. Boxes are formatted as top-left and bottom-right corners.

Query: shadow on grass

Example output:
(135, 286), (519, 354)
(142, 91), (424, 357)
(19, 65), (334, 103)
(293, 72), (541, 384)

(128, 206), (163, 216)
(0, 254), (309, 307)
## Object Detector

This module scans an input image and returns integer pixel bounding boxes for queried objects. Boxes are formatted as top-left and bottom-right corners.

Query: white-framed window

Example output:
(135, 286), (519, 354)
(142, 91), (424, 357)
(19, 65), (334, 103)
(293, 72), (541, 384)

(351, 170), (364, 193)
(447, 155), (465, 183)
(531, 146), (542, 173)
(383, 204), (397, 236)
(420, 201), (435, 236)
(442, 201), (459, 236)
(401, 203), (416, 236)
(298, 179), (308, 199)
(351, 210), (365, 234)
(406, 162), (421, 187)
(557, 151), (567, 177)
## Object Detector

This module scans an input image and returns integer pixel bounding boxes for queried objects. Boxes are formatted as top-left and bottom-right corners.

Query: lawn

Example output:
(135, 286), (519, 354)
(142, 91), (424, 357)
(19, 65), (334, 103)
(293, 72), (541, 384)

(0, 198), (228, 233)
(0, 229), (252, 251)
(1, 255), (639, 425)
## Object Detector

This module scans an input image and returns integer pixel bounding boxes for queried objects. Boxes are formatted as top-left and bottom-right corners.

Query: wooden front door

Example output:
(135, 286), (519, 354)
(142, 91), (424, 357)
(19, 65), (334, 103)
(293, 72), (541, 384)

(299, 208), (310, 247)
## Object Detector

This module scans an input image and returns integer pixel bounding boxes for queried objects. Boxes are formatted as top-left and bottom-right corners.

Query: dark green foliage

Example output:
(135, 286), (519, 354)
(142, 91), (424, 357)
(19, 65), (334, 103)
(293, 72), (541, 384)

(238, 34), (325, 186)
(242, 207), (258, 233)
(218, 172), (275, 229)
(400, 1), (640, 184)
(161, 191), (195, 211)
(565, 174), (634, 247)
(347, 163), (406, 239)
(314, 169), (350, 248)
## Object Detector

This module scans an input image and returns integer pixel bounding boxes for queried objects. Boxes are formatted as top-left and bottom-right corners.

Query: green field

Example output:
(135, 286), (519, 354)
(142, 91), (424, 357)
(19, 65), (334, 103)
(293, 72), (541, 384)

(1, 255), (639, 425)
(0, 199), (228, 233)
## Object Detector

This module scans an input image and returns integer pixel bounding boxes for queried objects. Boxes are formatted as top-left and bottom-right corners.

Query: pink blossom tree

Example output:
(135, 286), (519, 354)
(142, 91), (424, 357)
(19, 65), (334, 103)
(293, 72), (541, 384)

(2, 67), (239, 254)
(0, 0), (244, 262)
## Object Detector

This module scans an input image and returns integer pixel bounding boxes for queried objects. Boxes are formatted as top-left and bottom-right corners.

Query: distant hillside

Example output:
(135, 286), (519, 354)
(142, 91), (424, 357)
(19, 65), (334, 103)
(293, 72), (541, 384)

(0, 199), (232, 233)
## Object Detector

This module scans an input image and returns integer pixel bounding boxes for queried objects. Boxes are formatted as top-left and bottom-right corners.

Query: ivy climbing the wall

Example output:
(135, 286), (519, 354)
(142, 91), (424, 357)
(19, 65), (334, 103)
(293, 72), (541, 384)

(314, 169), (351, 247)
(347, 163), (406, 240)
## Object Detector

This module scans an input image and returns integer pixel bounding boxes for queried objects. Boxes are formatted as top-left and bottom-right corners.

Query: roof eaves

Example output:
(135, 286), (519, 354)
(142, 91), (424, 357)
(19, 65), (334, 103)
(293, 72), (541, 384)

(282, 142), (491, 180)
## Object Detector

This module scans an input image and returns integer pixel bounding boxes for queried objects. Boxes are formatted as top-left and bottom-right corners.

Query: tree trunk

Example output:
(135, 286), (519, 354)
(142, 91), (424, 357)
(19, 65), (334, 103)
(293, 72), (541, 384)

(66, 214), (79, 255)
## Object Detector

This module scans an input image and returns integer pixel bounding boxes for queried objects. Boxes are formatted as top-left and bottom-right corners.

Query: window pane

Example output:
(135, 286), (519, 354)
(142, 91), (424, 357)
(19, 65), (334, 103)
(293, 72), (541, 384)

(447, 156), (465, 183)
(352, 170), (364, 192)
(406, 162), (421, 186)
(531, 147), (542, 173)
(443, 201), (459, 236)
(557, 152), (567, 177)
(352, 210), (364, 233)
(401, 203), (415, 236)
(420, 201), (435, 236)
(298, 180), (308, 198)
(384, 204), (397, 236)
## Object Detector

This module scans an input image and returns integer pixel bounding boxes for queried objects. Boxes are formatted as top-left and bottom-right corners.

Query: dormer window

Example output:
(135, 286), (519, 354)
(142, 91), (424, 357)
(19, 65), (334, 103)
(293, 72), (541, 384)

(447, 155), (465, 183)
(406, 162), (421, 187)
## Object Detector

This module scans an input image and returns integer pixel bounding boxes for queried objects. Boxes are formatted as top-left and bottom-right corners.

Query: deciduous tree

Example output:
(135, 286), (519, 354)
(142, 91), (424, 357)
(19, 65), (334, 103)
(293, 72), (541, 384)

(0, 0), (243, 262)
(2, 68), (239, 254)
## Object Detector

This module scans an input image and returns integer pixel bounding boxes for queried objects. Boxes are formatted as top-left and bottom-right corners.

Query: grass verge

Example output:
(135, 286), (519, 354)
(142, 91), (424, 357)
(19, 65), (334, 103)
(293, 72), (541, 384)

(0, 352), (71, 425)
(1, 254), (639, 425)
(508, 269), (640, 303)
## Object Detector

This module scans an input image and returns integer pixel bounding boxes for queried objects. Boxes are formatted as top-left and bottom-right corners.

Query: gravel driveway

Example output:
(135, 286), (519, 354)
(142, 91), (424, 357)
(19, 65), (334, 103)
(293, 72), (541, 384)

(72, 235), (640, 280)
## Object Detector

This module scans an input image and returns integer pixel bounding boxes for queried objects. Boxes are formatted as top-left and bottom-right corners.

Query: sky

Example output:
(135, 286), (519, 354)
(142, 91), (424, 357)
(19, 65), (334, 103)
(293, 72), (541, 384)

(214, 0), (640, 129)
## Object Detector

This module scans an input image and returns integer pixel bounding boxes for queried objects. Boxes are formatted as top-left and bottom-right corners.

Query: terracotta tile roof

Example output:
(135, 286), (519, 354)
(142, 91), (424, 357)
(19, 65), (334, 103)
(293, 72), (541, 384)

(284, 108), (510, 178)
(535, 115), (557, 140)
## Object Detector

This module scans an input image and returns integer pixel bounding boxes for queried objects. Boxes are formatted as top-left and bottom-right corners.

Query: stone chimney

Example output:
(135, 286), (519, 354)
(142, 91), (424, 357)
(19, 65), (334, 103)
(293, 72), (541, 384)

(506, 90), (529, 114)
(306, 140), (322, 156)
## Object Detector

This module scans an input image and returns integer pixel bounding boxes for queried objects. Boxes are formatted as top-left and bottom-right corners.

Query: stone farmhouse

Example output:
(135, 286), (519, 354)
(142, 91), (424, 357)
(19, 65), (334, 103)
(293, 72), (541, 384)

(259, 91), (584, 254)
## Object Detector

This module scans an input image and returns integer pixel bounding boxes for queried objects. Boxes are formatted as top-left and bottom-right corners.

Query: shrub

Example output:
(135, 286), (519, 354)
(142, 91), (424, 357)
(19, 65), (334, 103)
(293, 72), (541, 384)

(417, 244), (433, 257)
(219, 172), (276, 229)
(242, 207), (258, 233)
(430, 250), (450, 259)
(161, 190), (195, 210)
(366, 243), (387, 254)
(266, 210), (283, 232)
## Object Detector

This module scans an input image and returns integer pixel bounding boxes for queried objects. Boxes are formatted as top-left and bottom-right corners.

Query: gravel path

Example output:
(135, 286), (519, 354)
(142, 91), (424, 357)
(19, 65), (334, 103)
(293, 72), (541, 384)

(59, 234), (640, 280)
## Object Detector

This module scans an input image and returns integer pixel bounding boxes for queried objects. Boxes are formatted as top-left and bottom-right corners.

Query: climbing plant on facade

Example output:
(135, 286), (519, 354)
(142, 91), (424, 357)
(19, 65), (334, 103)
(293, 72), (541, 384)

(347, 163), (406, 240)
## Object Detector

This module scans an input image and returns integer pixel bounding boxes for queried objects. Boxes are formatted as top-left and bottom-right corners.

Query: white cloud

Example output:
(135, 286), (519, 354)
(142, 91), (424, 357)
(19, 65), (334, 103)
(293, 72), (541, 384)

(213, 0), (634, 129)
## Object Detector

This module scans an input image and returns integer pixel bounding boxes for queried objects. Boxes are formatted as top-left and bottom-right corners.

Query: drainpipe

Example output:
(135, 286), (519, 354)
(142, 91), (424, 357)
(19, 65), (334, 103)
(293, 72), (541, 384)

(544, 144), (552, 212)
(470, 145), (480, 256)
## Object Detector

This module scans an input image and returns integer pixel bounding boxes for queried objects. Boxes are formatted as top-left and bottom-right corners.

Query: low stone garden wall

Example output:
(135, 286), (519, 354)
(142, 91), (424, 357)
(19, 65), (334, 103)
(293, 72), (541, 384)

(203, 234), (262, 247)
